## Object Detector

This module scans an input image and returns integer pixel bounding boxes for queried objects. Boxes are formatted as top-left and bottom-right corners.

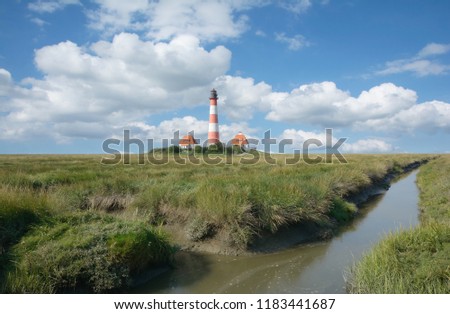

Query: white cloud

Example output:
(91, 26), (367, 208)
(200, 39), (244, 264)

(28, 0), (267, 41)
(87, 0), (266, 41)
(266, 81), (348, 125)
(275, 32), (310, 51)
(214, 75), (273, 119)
(86, 0), (151, 37)
(0, 33), (231, 141)
(266, 81), (418, 128)
(376, 42), (450, 77)
(54, 121), (112, 140)
(35, 33), (231, 92)
(255, 30), (266, 37)
(4, 40), (450, 145)
(354, 83), (418, 118)
(30, 17), (48, 27)
(0, 69), (29, 111)
(28, 0), (80, 13)
(147, 0), (249, 41)
(361, 100), (450, 134)
(266, 80), (450, 134)
(278, 0), (329, 14)
(0, 68), (13, 97)
(280, 129), (329, 147)
(278, 0), (312, 14)
(2, 28), (450, 146)
(418, 43), (450, 58)
(342, 139), (394, 153)
(103, 116), (208, 144)
(377, 59), (450, 77)
(219, 122), (259, 145)
(280, 128), (394, 153)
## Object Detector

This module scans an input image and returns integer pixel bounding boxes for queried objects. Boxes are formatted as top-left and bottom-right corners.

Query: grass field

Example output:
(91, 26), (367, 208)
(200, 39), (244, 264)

(349, 155), (450, 294)
(0, 153), (433, 293)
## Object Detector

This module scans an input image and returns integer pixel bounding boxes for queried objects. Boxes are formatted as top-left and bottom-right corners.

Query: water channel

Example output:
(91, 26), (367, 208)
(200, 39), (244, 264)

(137, 170), (420, 293)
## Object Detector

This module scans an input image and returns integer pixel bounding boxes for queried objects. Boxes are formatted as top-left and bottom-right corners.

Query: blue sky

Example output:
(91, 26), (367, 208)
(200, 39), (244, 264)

(1, 0), (450, 154)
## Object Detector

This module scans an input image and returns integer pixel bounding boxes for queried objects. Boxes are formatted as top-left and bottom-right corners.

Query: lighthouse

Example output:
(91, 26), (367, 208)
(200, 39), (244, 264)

(208, 88), (220, 146)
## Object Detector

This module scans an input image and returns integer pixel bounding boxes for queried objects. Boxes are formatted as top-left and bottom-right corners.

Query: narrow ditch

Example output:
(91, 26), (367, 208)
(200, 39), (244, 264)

(133, 169), (421, 293)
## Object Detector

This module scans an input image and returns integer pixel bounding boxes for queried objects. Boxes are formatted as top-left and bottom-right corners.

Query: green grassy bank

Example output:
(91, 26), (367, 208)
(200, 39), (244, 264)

(3, 211), (173, 293)
(0, 163), (174, 292)
(349, 155), (450, 293)
(0, 153), (430, 292)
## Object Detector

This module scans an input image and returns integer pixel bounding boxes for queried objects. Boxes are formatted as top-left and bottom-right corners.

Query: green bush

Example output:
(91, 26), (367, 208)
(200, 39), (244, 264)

(168, 145), (180, 154)
(207, 143), (224, 153)
(232, 145), (245, 154)
(194, 145), (204, 154)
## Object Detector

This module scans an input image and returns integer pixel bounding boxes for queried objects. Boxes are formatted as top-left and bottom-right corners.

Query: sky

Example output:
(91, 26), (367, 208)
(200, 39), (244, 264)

(1, 0), (450, 154)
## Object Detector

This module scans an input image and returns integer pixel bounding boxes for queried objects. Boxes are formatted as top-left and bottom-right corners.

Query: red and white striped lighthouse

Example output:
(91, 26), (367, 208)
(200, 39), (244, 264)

(208, 88), (220, 145)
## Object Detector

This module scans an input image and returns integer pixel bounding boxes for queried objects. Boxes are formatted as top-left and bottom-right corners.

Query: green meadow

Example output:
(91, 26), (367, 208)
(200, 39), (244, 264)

(0, 153), (441, 293)
(349, 155), (450, 293)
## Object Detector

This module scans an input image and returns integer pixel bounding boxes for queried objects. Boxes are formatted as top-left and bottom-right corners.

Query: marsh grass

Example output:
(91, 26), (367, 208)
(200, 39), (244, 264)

(4, 212), (173, 293)
(0, 187), (51, 290)
(0, 153), (432, 292)
(348, 223), (450, 293)
(350, 155), (450, 294)
(0, 187), (49, 253)
(0, 154), (429, 243)
(417, 156), (450, 225)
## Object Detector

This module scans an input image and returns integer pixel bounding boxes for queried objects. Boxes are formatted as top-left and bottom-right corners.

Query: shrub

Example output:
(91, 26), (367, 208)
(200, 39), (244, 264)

(207, 143), (224, 153)
(168, 145), (180, 154)
(194, 145), (204, 154)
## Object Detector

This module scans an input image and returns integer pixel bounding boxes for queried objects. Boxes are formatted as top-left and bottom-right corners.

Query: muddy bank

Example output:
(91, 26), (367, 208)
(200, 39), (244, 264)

(346, 160), (426, 205)
(163, 220), (325, 256)
(244, 161), (427, 254)
(134, 169), (423, 293)
(163, 160), (429, 256)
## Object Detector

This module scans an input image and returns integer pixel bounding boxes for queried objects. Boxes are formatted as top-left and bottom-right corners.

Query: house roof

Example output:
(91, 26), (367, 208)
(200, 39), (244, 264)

(179, 134), (198, 145)
(230, 132), (249, 145)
